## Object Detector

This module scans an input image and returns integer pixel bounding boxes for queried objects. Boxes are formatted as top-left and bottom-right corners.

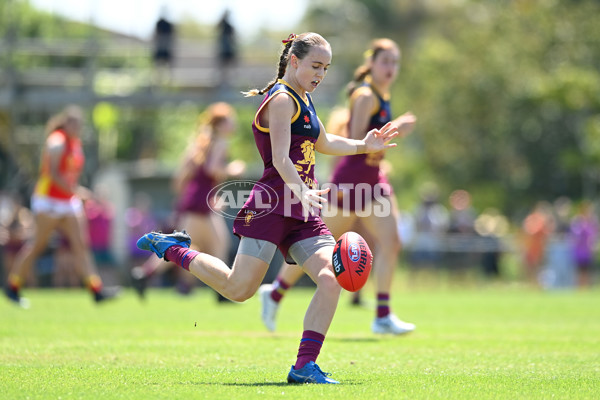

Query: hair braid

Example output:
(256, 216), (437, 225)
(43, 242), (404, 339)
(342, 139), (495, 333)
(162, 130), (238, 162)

(242, 41), (293, 97)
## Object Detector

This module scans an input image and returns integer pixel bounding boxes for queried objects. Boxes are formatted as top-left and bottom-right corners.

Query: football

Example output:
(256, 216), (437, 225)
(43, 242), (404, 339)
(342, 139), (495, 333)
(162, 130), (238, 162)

(332, 231), (373, 292)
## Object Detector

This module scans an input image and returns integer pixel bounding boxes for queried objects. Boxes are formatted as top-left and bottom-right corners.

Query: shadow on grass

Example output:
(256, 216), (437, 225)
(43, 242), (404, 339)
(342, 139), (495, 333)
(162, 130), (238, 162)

(182, 381), (362, 387)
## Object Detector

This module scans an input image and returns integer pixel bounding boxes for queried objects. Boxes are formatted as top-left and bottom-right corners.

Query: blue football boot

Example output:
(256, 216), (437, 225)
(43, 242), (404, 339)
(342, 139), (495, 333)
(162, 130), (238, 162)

(287, 361), (339, 384)
(136, 230), (191, 260)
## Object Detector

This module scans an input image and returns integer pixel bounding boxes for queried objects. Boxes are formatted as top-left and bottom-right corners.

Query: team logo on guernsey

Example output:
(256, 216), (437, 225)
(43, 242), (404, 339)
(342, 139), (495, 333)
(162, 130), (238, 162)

(244, 210), (257, 226)
(295, 140), (315, 175)
(207, 180), (279, 220)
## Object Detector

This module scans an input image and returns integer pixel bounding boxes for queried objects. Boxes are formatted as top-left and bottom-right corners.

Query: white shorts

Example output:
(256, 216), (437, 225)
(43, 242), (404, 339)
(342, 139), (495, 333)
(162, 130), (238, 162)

(31, 195), (83, 217)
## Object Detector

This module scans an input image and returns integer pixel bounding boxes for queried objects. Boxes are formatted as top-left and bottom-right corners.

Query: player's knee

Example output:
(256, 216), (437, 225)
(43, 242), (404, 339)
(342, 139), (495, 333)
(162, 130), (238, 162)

(317, 270), (341, 295)
(227, 285), (255, 302)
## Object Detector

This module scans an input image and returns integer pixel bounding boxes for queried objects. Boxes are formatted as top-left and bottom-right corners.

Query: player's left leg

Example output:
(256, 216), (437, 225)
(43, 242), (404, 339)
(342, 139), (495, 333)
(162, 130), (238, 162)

(287, 238), (340, 384)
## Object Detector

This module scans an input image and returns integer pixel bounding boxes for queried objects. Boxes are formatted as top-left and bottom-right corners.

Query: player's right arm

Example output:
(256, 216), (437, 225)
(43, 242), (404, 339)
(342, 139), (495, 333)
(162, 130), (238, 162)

(347, 89), (376, 140)
(267, 93), (329, 221)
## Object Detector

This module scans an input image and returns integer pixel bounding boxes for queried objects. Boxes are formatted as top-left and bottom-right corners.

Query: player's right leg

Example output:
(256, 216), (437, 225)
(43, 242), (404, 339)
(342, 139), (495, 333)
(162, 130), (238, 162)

(137, 231), (273, 302)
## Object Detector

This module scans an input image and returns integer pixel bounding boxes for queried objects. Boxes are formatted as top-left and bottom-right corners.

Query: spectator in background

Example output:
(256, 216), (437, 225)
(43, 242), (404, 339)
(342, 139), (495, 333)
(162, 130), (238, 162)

(216, 9), (237, 87)
(521, 201), (554, 287)
(474, 208), (509, 279)
(447, 189), (476, 235)
(410, 182), (448, 272)
(570, 200), (598, 288)
(444, 189), (477, 279)
(152, 7), (175, 84)
(541, 197), (575, 289)
(4, 106), (119, 307)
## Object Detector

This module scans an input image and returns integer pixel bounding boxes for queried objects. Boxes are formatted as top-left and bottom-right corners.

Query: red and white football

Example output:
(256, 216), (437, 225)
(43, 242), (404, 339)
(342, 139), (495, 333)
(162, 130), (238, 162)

(332, 231), (373, 292)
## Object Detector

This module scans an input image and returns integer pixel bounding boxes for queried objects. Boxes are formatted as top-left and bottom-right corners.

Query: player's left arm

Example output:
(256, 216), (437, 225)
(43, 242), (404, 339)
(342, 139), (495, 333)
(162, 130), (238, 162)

(315, 117), (399, 156)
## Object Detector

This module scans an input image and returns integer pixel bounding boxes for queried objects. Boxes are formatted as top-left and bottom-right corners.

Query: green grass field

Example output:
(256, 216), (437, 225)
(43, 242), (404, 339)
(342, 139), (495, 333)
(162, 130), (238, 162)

(2, 284), (599, 399)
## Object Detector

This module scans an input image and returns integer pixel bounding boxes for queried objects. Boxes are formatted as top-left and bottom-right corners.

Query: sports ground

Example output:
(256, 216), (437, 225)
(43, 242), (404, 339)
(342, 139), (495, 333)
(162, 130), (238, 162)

(2, 283), (599, 399)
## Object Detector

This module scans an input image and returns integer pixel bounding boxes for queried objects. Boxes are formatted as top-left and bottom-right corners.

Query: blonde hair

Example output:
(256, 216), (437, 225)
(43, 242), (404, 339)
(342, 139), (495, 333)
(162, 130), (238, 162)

(243, 32), (331, 97)
(197, 102), (236, 133)
(45, 105), (83, 135)
(192, 102), (236, 165)
(346, 38), (400, 97)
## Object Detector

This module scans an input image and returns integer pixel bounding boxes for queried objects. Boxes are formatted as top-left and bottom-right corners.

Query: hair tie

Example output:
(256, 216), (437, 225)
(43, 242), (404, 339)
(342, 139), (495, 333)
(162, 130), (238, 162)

(363, 49), (374, 59)
(282, 33), (297, 44)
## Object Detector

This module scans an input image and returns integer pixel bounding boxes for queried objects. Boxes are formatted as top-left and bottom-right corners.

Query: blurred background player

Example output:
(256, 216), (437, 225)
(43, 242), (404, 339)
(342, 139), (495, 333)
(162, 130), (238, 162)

(4, 105), (119, 307)
(131, 102), (244, 299)
(521, 201), (554, 286)
(570, 200), (598, 288)
(0, 193), (35, 286)
(135, 32), (400, 384)
(259, 38), (417, 335)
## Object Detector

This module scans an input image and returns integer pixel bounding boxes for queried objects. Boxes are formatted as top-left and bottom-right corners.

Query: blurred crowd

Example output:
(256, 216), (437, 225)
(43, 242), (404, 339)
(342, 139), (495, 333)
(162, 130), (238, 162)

(401, 185), (598, 289)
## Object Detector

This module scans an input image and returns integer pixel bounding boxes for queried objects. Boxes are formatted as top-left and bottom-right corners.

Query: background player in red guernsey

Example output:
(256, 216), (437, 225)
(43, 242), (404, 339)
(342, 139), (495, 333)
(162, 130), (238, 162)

(5, 105), (119, 307)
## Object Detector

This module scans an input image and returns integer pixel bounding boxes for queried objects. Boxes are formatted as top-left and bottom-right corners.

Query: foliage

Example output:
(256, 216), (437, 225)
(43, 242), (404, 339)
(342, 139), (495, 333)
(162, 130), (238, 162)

(403, 0), (600, 213)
